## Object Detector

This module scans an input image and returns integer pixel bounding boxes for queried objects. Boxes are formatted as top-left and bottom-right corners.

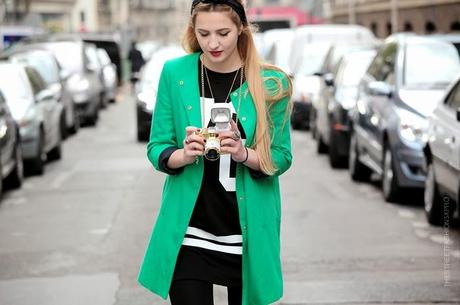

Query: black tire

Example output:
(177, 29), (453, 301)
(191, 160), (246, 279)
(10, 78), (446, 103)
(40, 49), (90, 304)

(60, 113), (68, 140)
(4, 142), (23, 189)
(316, 133), (328, 154)
(329, 129), (346, 168)
(87, 109), (99, 126)
(137, 129), (149, 142)
(310, 109), (317, 139)
(424, 163), (448, 226)
(382, 146), (400, 202)
(69, 103), (80, 135)
(48, 127), (62, 161)
(348, 132), (372, 182)
(29, 129), (46, 175)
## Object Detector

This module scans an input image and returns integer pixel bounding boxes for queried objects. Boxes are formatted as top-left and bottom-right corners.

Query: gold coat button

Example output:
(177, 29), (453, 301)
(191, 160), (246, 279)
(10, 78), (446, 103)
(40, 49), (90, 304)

(186, 105), (192, 110)
(179, 80), (184, 86)
(232, 92), (238, 97)
(242, 116), (247, 121)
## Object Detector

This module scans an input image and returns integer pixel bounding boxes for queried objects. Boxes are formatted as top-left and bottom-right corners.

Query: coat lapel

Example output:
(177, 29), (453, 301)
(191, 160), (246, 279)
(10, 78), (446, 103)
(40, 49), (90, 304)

(178, 53), (202, 128)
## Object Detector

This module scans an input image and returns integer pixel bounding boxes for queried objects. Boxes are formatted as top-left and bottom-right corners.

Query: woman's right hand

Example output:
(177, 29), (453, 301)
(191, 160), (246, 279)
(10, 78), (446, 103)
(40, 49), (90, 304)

(182, 126), (205, 164)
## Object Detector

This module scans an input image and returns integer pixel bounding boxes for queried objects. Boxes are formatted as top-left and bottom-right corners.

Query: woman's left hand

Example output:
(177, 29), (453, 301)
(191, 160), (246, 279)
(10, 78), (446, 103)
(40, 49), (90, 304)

(219, 120), (247, 162)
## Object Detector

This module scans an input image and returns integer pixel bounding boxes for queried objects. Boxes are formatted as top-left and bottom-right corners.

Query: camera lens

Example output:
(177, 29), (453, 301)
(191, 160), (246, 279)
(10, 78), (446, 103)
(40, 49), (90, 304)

(205, 148), (219, 161)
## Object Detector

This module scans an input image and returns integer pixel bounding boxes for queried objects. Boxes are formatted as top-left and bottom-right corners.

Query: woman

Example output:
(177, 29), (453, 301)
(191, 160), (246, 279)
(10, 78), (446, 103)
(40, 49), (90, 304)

(138, 0), (292, 304)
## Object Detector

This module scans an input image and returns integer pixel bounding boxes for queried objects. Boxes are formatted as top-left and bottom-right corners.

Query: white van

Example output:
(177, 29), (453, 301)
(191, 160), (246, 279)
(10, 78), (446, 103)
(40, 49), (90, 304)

(289, 24), (377, 74)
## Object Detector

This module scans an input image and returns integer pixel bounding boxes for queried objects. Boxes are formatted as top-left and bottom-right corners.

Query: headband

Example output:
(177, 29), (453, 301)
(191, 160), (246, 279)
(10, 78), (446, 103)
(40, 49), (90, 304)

(191, 0), (248, 25)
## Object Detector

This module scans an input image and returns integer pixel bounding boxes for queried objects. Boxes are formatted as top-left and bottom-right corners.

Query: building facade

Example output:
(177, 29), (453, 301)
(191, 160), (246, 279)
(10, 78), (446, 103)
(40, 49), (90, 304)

(325, 0), (460, 38)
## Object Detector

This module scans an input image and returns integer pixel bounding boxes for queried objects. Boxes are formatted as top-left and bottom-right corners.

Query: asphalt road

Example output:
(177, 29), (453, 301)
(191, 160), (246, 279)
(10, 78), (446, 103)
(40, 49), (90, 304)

(0, 90), (459, 305)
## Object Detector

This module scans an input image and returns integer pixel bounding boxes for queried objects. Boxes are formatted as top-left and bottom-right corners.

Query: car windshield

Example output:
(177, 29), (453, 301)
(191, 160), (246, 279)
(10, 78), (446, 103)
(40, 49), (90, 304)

(337, 52), (375, 87)
(46, 42), (83, 75)
(297, 44), (330, 76)
(11, 53), (60, 85)
(0, 65), (34, 117)
(404, 42), (460, 89)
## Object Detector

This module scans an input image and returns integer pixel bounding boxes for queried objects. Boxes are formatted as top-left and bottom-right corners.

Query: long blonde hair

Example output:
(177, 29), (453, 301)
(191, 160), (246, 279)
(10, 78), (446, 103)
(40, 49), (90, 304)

(182, 1), (292, 175)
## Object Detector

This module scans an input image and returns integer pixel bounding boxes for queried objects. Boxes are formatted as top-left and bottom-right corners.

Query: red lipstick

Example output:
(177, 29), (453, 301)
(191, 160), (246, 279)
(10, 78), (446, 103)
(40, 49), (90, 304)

(210, 51), (223, 57)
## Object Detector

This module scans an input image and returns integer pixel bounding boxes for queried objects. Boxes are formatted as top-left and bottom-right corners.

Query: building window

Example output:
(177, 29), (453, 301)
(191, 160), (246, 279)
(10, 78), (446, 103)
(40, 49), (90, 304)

(403, 22), (413, 32)
(451, 21), (460, 31)
(425, 21), (437, 34)
(386, 22), (392, 36)
(370, 22), (377, 36)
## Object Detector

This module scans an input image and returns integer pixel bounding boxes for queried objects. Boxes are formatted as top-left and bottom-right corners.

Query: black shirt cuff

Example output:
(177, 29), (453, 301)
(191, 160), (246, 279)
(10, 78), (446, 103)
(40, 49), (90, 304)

(159, 147), (184, 175)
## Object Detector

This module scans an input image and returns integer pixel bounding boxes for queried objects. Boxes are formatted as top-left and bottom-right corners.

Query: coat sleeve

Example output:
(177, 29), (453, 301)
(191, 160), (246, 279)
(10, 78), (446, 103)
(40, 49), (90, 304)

(146, 61), (178, 173)
(267, 73), (292, 177)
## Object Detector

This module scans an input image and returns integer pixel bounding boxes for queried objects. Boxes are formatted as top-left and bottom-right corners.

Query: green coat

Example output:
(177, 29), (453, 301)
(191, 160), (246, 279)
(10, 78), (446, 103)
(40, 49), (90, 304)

(138, 52), (292, 305)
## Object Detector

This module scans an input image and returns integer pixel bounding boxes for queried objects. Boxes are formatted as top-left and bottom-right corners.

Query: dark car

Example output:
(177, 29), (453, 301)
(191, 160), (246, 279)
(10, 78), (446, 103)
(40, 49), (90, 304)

(0, 89), (23, 197)
(315, 48), (376, 168)
(312, 42), (379, 142)
(348, 34), (460, 202)
(136, 45), (184, 141)
(423, 75), (460, 225)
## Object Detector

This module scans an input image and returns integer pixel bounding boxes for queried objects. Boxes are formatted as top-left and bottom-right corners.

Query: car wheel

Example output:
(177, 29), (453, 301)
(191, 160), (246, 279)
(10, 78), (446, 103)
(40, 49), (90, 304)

(382, 146), (400, 202)
(348, 132), (371, 181)
(316, 133), (328, 154)
(60, 113), (68, 140)
(69, 103), (80, 135)
(48, 126), (62, 161)
(29, 130), (46, 175)
(424, 163), (449, 226)
(329, 129), (345, 168)
(137, 128), (149, 142)
(5, 142), (23, 189)
(309, 110), (317, 139)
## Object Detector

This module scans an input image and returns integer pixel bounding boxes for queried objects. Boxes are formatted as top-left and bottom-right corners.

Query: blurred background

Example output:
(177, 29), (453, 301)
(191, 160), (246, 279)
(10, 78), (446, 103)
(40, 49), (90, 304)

(0, 1), (460, 305)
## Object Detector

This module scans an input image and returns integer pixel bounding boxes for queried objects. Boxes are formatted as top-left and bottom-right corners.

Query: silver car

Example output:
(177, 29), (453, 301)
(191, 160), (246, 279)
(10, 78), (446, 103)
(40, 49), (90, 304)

(97, 48), (118, 104)
(424, 74), (460, 225)
(28, 41), (104, 126)
(0, 62), (64, 175)
(3, 48), (79, 137)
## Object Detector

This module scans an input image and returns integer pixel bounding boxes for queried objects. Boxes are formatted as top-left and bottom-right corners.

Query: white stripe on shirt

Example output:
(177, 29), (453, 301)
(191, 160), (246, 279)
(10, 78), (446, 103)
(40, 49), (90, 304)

(186, 226), (242, 244)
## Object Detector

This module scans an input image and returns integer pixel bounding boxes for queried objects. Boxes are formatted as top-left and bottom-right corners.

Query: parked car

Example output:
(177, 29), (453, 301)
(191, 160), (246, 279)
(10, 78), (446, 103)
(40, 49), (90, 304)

(22, 41), (104, 125)
(0, 89), (23, 197)
(315, 48), (377, 167)
(423, 75), (460, 225)
(264, 28), (295, 75)
(290, 42), (330, 130)
(288, 24), (378, 75)
(430, 33), (460, 57)
(1, 46), (79, 137)
(348, 34), (460, 202)
(0, 62), (64, 174)
(136, 45), (185, 141)
(313, 43), (380, 143)
(97, 48), (118, 104)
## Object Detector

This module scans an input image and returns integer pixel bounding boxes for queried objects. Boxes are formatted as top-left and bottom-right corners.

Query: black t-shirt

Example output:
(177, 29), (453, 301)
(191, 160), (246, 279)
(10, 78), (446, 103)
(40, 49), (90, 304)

(173, 59), (246, 286)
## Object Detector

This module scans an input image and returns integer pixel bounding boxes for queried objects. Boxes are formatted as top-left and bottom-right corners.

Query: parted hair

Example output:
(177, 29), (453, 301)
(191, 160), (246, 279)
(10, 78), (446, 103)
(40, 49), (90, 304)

(182, 0), (292, 175)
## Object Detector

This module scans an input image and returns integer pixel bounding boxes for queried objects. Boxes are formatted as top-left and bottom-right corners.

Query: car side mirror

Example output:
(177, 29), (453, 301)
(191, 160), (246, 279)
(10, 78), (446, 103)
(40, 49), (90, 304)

(324, 73), (334, 87)
(60, 69), (71, 80)
(457, 107), (460, 122)
(368, 81), (392, 98)
(86, 63), (98, 73)
(35, 89), (54, 103)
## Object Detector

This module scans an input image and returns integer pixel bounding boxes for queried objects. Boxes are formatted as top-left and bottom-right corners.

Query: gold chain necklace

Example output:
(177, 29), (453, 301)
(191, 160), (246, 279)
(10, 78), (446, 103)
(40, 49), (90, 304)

(204, 65), (239, 104)
(200, 55), (244, 130)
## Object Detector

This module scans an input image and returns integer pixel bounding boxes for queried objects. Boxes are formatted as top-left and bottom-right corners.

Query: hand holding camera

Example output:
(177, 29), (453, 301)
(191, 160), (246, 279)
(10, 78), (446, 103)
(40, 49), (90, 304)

(183, 104), (246, 163)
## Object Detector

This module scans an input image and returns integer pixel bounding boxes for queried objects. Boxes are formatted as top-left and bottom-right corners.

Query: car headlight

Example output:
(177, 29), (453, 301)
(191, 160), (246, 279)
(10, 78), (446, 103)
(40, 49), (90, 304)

(68, 75), (90, 92)
(397, 109), (428, 144)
